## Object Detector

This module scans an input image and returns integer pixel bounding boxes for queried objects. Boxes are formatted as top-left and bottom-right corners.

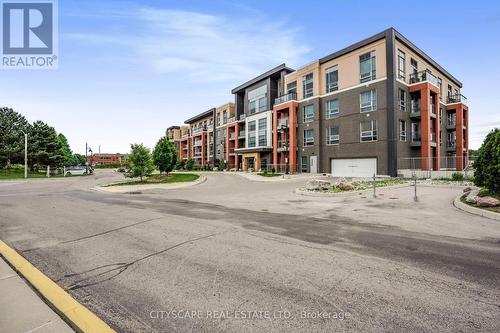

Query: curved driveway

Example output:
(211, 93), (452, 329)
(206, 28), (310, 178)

(0, 170), (499, 332)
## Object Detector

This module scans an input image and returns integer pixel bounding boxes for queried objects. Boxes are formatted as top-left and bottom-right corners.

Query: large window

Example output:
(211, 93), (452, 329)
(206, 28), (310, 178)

(399, 89), (407, 111)
(397, 49), (406, 80)
(326, 126), (339, 145)
(287, 81), (297, 95)
(303, 73), (313, 98)
(247, 120), (256, 147)
(360, 120), (377, 142)
(399, 120), (407, 142)
(360, 51), (376, 83)
(303, 129), (314, 146)
(438, 77), (442, 101)
(303, 104), (314, 123)
(248, 85), (267, 115)
(360, 90), (377, 112)
(325, 99), (339, 119)
(410, 58), (418, 75)
(325, 65), (338, 93)
(258, 118), (267, 146)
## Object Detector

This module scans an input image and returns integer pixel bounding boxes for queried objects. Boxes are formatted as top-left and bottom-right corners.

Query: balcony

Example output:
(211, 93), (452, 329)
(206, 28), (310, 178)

(278, 118), (289, 129)
(430, 132), (437, 147)
(409, 70), (438, 87)
(226, 116), (235, 124)
(430, 103), (436, 118)
(238, 114), (246, 121)
(193, 140), (202, 147)
(447, 141), (456, 151)
(411, 132), (421, 147)
(446, 119), (456, 130)
(229, 133), (236, 140)
(410, 100), (421, 118)
(274, 92), (297, 105)
(181, 133), (189, 139)
(447, 94), (467, 106)
(277, 140), (289, 152)
(192, 126), (206, 134)
(238, 130), (245, 139)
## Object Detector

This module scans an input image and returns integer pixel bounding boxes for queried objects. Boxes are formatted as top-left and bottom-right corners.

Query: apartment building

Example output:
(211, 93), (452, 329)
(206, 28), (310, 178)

(166, 125), (181, 153)
(273, 27), (468, 177)
(87, 153), (126, 166)
(231, 64), (294, 171)
(167, 27), (468, 176)
(178, 126), (191, 161)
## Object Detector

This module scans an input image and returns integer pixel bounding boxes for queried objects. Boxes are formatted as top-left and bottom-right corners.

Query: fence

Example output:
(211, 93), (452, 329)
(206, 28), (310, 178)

(397, 155), (471, 178)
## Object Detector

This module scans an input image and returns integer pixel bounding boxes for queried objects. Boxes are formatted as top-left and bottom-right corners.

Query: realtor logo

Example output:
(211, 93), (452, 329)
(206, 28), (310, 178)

(1, 0), (58, 69)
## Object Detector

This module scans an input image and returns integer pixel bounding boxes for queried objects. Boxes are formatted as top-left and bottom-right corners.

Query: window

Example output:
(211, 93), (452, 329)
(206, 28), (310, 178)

(399, 89), (407, 111)
(360, 51), (376, 83)
(286, 81), (297, 95)
(397, 49), (406, 80)
(412, 122), (420, 142)
(410, 58), (418, 75)
(304, 129), (314, 146)
(360, 120), (377, 142)
(248, 85), (267, 115)
(360, 90), (377, 112)
(325, 65), (338, 93)
(447, 84), (452, 99)
(223, 110), (227, 124)
(248, 120), (256, 147)
(399, 120), (407, 142)
(303, 73), (313, 98)
(303, 104), (314, 123)
(438, 77), (442, 101)
(325, 99), (339, 119)
(301, 156), (308, 172)
(326, 126), (339, 145)
(258, 118), (267, 146)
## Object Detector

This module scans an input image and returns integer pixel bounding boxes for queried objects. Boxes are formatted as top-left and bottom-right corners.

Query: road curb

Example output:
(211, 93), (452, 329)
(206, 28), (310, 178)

(0, 240), (116, 333)
(93, 174), (206, 193)
(453, 195), (500, 221)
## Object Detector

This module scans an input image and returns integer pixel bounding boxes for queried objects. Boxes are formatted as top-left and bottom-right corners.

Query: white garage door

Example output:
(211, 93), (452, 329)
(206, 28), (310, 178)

(331, 158), (377, 177)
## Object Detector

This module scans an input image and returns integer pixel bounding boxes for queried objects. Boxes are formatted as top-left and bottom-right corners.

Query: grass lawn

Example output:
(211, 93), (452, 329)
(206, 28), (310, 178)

(108, 173), (199, 186)
(312, 178), (407, 193)
(0, 170), (88, 180)
(257, 172), (283, 177)
(461, 192), (500, 214)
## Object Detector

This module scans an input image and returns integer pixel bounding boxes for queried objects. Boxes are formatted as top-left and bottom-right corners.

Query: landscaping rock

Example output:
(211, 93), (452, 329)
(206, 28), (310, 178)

(476, 196), (500, 207)
(306, 179), (331, 190)
(463, 187), (472, 193)
(338, 182), (354, 191)
(465, 189), (479, 204)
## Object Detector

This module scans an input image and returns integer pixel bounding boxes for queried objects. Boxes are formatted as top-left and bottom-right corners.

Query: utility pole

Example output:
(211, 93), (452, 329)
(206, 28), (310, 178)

(85, 142), (88, 174)
(23, 132), (27, 179)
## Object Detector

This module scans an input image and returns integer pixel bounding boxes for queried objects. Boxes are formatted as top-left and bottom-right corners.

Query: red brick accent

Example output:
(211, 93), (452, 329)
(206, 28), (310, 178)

(273, 101), (298, 173)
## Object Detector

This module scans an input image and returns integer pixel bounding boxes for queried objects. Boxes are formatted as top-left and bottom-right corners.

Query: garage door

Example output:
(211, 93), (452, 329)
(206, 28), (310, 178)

(331, 158), (377, 177)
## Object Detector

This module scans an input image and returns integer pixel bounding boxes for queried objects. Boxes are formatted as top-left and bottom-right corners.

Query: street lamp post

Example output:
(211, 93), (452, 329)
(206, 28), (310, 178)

(22, 131), (28, 178)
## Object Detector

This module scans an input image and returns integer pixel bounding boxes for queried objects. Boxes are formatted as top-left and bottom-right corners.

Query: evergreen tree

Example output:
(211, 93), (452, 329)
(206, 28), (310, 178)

(57, 133), (73, 166)
(29, 121), (63, 169)
(72, 153), (86, 166)
(0, 107), (30, 167)
(152, 136), (177, 175)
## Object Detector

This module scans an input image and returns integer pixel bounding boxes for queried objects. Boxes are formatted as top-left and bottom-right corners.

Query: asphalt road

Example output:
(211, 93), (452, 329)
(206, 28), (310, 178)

(0, 170), (499, 332)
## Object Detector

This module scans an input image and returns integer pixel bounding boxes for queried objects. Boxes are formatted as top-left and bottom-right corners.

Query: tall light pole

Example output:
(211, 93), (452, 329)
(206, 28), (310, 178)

(22, 131), (27, 178)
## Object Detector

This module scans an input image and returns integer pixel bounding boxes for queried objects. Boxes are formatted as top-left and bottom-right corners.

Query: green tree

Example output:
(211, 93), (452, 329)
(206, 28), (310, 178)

(127, 143), (154, 182)
(473, 129), (500, 195)
(57, 133), (73, 166)
(72, 153), (86, 166)
(185, 158), (194, 171)
(28, 121), (63, 169)
(0, 107), (30, 167)
(152, 136), (177, 175)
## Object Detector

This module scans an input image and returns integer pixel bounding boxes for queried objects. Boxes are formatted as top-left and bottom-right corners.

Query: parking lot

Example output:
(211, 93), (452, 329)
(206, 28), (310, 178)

(0, 170), (499, 332)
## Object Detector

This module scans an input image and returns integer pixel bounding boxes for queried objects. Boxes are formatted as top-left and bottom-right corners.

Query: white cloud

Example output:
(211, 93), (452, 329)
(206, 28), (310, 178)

(65, 7), (310, 82)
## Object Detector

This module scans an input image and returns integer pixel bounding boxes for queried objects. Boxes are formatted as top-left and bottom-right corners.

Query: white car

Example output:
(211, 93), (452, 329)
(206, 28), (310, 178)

(65, 167), (87, 176)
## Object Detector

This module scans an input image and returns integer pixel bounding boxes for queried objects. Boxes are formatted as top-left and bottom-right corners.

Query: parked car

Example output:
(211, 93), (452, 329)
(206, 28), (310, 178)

(65, 167), (87, 176)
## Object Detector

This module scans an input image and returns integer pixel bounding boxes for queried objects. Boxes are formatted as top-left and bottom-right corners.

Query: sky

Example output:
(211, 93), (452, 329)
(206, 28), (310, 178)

(1, 0), (499, 154)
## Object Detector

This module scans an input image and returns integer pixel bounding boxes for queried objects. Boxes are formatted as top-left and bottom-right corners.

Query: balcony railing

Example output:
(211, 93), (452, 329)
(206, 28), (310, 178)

(274, 92), (297, 105)
(229, 133), (236, 140)
(238, 114), (246, 121)
(238, 130), (245, 138)
(409, 70), (438, 87)
(227, 116), (235, 123)
(412, 132), (421, 143)
(430, 132), (436, 143)
(447, 94), (467, 105)
(446, 119), (456, 128)
(278, 140), (289, 149)
(181, 134), (189, 139)
(447, 141), (456, 149)
(278, 118), (289, 128)
(410, 100), (421, 115)
(192, 126), (205, 134)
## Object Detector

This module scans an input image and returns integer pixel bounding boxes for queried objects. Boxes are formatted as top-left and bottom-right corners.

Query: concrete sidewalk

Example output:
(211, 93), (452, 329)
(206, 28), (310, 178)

(0, 257), (73, 333)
